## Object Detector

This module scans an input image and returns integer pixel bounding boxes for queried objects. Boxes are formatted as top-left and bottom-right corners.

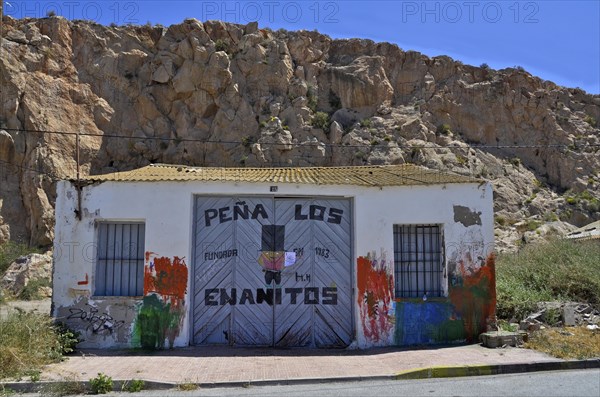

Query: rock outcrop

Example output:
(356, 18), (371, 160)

(1, 17), (599, 251)
(0, 252), (53, 298)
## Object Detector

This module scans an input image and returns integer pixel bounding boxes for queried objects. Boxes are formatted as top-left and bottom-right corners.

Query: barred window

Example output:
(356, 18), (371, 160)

(393, 225), (444, 298)
(95, 222), (145, 296)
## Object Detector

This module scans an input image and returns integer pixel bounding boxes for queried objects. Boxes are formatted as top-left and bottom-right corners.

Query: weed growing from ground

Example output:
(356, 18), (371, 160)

(177, 382), (199, 391)
(122, 379), (145, 393)
(90, 373), (113, 394)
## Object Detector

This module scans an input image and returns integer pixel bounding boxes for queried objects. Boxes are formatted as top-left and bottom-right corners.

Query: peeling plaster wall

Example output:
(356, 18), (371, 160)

(53, 179), (493, 349)
(351, 182), (494, 348)
(52, 180), (194, 348)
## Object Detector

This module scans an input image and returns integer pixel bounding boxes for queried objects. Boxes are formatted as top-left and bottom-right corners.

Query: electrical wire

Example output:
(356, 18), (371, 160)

(2, 127), (599, 150)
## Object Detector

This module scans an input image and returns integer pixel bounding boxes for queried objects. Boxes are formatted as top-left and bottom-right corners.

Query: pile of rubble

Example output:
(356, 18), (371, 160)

(519, 301), (600, 331)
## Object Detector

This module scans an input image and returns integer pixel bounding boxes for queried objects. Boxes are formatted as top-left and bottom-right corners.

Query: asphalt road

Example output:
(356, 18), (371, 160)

(24, 369), (600, 397)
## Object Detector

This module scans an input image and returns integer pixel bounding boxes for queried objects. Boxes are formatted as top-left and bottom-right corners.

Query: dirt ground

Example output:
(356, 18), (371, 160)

(0, 297), (51, 319)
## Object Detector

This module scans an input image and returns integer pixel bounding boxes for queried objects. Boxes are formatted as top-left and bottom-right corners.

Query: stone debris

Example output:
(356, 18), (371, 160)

(522, 301), (600, 328)
(562, 304), (577, 327)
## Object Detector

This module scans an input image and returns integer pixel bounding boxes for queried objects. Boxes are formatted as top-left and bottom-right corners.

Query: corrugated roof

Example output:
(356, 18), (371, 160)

(78, 164), (480, 187)
(566, 220), (600, 241)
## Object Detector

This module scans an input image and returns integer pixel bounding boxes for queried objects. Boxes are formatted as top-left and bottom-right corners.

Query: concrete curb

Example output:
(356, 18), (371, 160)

(394, 358), (600, 379)
(2, 359), (599, 393)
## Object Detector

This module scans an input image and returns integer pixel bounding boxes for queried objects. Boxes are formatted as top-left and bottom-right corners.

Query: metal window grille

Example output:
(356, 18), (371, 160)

(96, 222), (145, 296)
(393, 224), (444, 298)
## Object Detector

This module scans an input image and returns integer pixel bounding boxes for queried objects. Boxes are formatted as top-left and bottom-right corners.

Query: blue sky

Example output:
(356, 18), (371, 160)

(4, 1), (599, 93)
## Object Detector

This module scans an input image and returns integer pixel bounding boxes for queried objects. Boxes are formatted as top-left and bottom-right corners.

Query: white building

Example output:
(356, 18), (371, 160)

(52, 164), (495, 349)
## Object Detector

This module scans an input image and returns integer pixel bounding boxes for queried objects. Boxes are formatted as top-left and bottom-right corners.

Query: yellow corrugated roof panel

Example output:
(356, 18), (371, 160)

(79, 164), (480, 187)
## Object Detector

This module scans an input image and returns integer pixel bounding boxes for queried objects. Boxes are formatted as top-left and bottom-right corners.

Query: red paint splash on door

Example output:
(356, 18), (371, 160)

(449, 253), (496, 342)
(357, 254), (394, 343)
(144, 254), (188, 305)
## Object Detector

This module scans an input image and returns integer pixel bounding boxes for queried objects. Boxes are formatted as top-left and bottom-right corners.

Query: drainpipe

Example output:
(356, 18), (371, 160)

(76, 130), (82, 220)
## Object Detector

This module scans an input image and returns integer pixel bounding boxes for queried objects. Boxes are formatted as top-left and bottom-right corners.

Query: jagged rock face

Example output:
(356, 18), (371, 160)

(1, 16), (599, 249)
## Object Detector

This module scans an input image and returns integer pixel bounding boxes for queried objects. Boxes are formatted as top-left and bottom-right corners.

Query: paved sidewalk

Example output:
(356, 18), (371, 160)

(39, 343), (584, 386)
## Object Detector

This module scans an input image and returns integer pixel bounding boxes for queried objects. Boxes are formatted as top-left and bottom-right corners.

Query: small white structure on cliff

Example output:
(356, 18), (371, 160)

(52, 164), (495, 349)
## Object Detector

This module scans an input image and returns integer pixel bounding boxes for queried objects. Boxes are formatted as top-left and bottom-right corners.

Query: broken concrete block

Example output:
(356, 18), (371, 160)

(576, 304), (592, 314)
(563, 305), (576, 327)
(480, 331), (524, 348)
(519, 318), (542, 332)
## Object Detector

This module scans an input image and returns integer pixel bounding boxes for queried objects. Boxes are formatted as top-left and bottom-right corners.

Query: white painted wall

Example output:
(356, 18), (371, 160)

(53, 179), (493, 348)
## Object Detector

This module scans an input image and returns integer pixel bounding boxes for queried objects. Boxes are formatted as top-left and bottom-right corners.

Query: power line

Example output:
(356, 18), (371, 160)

(3, 127), (599, 150)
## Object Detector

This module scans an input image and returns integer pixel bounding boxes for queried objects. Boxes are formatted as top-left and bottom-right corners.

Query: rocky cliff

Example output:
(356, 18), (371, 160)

(1, 16), (599, 251)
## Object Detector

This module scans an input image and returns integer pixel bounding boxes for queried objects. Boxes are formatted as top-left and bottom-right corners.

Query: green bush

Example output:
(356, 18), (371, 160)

(311, 111), (330, 131)
(122, 379), (145, 393)
(496, 239), (600, 320)
(307, 85), (318, 112)
(360, 118), (372, 128)
(584, 115), (597, 127)
(436, 123), (452, 135)
(214, 39), (228, 53)
(90, 373), (113, 394)
(54, 323), (81, 355)
(0, 312), (66, 379)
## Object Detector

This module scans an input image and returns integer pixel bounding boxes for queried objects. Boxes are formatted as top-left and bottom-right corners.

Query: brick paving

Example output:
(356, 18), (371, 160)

(42, 344), (561, 384)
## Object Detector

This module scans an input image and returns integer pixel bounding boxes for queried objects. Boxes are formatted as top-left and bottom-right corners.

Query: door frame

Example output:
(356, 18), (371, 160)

(189, 194), (355, 347)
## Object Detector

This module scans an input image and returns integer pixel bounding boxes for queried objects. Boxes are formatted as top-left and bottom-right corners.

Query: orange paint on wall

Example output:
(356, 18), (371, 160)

(144, 255), (188, 304)
(449, 253), (496, 342)
(357, 256), (394, 343)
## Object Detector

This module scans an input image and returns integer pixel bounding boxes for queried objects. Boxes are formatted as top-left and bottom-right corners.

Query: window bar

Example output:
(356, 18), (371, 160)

(130, 224), (134, 296)
(111, 223), (117, 295)
(404, 226), (408, 297)
(399, 226), (403, 297)
(134, 224), (139, 296)
(137, 224), (144, 296)
(429, 226), (433, 297)
(415, 226), (423, 298)
(119, 223), (123, 296)
(407, 226), (412, 297)
(408, 226), (412, 297)
(436, 227), (440, 296)
(104, 223), (109, 296)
